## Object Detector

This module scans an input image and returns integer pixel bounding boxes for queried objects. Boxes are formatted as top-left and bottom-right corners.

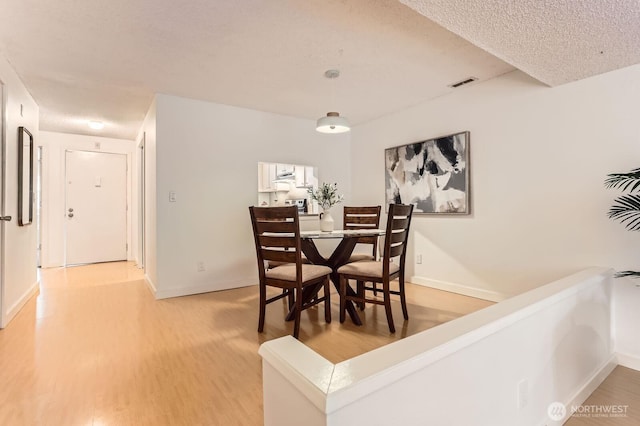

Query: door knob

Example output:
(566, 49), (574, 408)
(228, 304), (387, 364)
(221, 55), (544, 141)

(68, 213), (74, 218)
(68, 208), (74, 212)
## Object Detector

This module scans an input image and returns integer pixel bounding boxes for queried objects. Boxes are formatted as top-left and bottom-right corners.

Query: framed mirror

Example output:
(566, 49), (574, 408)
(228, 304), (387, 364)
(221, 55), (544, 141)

(18, 126), (33, 226)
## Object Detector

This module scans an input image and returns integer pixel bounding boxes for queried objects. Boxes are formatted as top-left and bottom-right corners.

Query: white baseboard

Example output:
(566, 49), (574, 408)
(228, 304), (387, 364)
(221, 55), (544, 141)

(564, 355), (618, 419)
(539, 356), (618, 425)
(615, 352), (640, 371)
(1, 280), (39, 328)
(154, 280), (255, 300)
(410, 276), (508, 302)
(144, 273), (157, 297)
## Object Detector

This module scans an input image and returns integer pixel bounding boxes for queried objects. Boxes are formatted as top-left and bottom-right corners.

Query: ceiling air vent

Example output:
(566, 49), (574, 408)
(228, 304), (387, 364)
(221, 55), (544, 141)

(449, 77), (477, 88)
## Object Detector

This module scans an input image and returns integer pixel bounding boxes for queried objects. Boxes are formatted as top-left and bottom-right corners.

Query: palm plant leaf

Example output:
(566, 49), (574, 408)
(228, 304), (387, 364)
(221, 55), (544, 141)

(604, 168), (640, 192)
(608, 194), (640, 231)
(614, 270), (640, 279)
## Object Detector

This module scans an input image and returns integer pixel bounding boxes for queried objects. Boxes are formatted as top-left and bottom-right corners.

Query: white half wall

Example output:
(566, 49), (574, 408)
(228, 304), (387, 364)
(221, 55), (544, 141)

(260, 268), (616, 426)
(38, 131), (136, 268)
(0, 55), (39, 327)
(148, 94), (350, 298)
(350, 65), (640, 297)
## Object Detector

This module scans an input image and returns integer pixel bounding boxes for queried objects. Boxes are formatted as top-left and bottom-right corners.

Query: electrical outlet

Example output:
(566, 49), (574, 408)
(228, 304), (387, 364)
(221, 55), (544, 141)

(169, 191), (177, 202)
(197, 261), (205, 272)
(517, 379), (529, 409)
(416, 254), (422, 264)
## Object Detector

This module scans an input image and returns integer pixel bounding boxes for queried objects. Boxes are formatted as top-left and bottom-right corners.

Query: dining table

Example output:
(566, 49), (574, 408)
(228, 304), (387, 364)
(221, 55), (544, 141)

(294, 228), (386, 326)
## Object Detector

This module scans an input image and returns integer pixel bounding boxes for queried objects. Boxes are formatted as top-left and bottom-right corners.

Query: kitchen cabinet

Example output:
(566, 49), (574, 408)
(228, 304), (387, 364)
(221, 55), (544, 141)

(258, 162), (277, 192)
(257, 162), (318, 205)
(294, 165), (306, 187)
(276, 163), (295, 179)
(293, 165), (318, 188)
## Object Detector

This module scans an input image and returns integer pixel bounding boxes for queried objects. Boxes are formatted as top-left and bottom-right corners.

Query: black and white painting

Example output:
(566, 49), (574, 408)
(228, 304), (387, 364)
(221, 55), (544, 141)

(384, 131), (469, 214)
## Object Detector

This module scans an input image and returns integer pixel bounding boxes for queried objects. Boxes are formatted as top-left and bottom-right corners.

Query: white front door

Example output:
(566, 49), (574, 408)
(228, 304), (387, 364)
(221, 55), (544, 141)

(65, 150), (127, 265)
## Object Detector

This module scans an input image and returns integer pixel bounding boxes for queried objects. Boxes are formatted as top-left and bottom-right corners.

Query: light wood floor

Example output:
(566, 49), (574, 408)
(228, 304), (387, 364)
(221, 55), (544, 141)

(0, 261), (544, 425)
(566, 366), (640, 425)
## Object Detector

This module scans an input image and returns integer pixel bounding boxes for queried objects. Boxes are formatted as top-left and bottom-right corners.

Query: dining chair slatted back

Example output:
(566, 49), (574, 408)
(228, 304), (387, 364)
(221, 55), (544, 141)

(382, 204), (413, 263)
(249, 205), (332, 339)
(337, 203), (414, 333)
(343, 206), (382, 262)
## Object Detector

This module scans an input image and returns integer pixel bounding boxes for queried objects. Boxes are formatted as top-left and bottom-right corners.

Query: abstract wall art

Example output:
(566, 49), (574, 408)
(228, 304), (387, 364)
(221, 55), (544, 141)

(384, 131), (469, 214)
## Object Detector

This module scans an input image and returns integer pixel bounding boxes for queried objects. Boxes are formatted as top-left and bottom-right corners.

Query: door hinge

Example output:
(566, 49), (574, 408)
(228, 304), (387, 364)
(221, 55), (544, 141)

(126, 243), (128, 251)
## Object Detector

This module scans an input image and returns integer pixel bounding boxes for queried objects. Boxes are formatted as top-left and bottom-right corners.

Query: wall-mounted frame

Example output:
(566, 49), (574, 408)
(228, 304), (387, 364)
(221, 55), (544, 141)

(384, 131), (470, 214)
(18, 126), (33, 226)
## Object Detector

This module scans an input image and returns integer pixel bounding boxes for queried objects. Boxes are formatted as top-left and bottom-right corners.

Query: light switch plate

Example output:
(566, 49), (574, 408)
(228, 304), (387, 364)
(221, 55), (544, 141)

(169, 191), (176, 202)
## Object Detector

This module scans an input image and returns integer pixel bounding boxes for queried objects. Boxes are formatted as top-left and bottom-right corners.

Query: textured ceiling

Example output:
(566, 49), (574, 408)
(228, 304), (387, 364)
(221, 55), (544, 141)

(0, 0), (513, 139)
(0, 0), (638, 140)
(400, 0), (640, 86)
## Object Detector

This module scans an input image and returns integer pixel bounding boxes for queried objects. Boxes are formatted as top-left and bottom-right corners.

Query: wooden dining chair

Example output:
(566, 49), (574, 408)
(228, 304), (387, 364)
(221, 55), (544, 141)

(337, 203), (414, 333)
(343, 206), (382, 262)
(343, 205), (382, 307)
(249, 205), (332, 339)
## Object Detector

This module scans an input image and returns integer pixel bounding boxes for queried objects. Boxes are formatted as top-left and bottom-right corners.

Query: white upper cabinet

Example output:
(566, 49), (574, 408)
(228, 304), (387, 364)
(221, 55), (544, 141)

(257, 162), (318, 208)
(275, 163), (295, 179)
(258, 162), (277, 192)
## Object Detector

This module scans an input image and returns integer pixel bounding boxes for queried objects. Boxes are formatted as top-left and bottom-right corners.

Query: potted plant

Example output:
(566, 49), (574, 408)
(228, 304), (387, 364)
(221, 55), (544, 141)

(605, 167), (640, 278)
(308, 182), (344, 231)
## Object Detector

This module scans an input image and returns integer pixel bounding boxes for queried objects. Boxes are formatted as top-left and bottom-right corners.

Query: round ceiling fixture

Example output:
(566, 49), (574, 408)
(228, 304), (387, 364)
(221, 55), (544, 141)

(316, 112), (350, 134)
(316, 69), (350, 134)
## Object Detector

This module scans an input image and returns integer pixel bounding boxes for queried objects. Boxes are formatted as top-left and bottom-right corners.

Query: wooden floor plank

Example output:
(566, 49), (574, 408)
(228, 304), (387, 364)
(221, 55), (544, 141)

(1, 261), (493, 425)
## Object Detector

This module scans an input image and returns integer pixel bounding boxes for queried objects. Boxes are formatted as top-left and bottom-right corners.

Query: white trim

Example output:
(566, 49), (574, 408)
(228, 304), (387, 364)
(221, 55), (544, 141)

(0, 80), (5, 328)
(615, 352), (640, 372)
(259, 336), (333, 411)
(548, 356), (618, 425)
(1, 280), (38, 328)
(154, 280), (255, 300)
(410, 275), (508, 302)
(144, 273), (157, 297)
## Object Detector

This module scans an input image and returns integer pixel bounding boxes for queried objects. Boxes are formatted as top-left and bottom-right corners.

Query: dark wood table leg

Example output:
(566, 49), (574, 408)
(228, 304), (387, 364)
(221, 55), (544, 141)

(299, 238), (363, 326)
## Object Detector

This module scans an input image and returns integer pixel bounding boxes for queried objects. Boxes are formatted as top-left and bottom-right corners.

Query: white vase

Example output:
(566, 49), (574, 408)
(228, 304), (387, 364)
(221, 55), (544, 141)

(320, 208), (334, 232)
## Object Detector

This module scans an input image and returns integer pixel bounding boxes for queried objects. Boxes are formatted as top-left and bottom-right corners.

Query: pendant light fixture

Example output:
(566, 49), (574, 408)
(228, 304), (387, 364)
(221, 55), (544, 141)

(316, 69), (350, 134)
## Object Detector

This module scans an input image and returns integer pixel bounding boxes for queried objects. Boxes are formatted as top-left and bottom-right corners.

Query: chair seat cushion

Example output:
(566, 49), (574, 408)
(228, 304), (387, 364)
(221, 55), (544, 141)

(347, 253), (375, 263)
(337, 260), (399, 279)
(266, 264), (332, 282)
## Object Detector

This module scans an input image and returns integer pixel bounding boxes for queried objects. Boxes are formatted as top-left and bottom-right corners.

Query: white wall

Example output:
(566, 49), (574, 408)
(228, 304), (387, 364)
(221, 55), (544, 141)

(148, 94), (350, 298)
(260, 268), (616, 426)
(613, 279), (640, 371)
(0, 55), (39, 327)
(351, 66), (640, 297)
(38, 131), (136, 268)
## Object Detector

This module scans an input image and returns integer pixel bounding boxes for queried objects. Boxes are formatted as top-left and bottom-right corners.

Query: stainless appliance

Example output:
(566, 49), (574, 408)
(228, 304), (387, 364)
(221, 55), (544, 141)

(292, 199), (307, 213)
